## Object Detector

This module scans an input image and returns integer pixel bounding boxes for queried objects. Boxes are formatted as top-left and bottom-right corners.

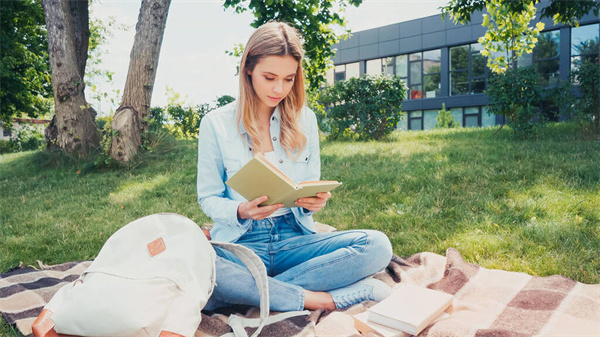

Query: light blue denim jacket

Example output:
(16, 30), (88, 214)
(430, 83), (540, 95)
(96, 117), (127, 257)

(197, 101), (320, 242)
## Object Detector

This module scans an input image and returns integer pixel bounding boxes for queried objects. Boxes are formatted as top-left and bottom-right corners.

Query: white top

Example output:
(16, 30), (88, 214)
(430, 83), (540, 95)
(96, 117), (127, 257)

(264, 151), (292, 218)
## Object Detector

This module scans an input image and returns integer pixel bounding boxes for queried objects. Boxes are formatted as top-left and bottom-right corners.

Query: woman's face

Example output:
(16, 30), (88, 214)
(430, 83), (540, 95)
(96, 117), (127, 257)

(248, 55), (298, 113)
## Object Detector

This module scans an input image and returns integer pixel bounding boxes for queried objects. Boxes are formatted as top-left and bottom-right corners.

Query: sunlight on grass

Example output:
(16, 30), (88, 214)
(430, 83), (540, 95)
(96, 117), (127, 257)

(110, 174), (169, 204)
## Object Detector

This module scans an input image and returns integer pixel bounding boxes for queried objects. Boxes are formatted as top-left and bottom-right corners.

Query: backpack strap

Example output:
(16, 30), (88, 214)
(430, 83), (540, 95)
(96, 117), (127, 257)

(210, 242), (309, 337)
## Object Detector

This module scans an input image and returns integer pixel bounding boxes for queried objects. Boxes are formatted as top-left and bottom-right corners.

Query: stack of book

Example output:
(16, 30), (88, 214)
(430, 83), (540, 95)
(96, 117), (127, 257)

(353, 283), (453, 337)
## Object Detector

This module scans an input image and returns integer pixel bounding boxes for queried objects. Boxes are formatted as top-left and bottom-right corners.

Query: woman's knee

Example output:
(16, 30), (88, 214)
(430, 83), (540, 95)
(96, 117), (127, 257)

(364, 230), (393, 269)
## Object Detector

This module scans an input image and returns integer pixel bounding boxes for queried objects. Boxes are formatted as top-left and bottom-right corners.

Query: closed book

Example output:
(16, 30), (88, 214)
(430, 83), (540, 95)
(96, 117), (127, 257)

(367, 283), (453, 336)
(226, 153), (342, 208)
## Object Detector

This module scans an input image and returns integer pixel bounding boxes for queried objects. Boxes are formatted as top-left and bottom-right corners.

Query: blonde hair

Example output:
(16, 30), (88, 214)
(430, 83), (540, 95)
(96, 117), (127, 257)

(238, 21), (306, 157)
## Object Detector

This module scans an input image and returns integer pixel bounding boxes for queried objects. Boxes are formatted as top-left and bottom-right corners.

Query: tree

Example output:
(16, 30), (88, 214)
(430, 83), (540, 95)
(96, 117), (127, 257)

(109, 0), (171, 164)
(223, 0), (362, 92)
(477, 0), (544, 74)
(41, 0), (99, 155)
(441, 0), (599, 27)
(0, 0), (52, 127)
(318, 75), (406, 140)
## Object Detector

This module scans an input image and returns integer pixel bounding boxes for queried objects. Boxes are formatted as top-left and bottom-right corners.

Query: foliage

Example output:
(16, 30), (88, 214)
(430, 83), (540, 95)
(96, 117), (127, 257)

(476, 0), (544, 74)
(160, 90), (236, 139)
(223, 0), (362, 93)
(0, 0), (53, 126)
(570, 58), (600, 134)
(318, 75), (406, 140)
(0, 124), (45, 154)
(435, 103), (460, 128)
(86, 5), (130, 113)
(486, 66), (544, 136)
(441, 0), (599, 26)
(550, 57), (600, 136)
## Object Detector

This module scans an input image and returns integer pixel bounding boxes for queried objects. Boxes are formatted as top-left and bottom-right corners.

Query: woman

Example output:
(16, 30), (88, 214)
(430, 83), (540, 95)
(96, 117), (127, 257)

(197, 21), (392, 311)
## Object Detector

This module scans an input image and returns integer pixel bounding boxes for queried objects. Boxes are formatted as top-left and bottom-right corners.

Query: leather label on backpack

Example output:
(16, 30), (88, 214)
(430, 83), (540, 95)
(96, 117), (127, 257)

(148, 237), (166, 257)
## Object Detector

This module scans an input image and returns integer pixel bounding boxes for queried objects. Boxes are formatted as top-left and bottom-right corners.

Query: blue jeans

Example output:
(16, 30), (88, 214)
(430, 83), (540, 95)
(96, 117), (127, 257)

(204, 213), (393, 311)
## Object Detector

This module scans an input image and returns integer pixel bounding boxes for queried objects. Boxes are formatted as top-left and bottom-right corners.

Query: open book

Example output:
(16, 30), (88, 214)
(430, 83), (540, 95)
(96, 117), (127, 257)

(226, 153), (342, 208)
(367, 283), (453, 336)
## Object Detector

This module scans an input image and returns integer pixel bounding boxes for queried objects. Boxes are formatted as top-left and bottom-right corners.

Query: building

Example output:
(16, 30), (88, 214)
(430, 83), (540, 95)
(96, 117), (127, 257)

(0, 118), (50, 141)
(328, 1), (599, 131)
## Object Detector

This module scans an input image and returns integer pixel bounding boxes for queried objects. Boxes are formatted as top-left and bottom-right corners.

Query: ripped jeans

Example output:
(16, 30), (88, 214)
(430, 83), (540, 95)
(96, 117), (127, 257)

(204, 212), (393, 311)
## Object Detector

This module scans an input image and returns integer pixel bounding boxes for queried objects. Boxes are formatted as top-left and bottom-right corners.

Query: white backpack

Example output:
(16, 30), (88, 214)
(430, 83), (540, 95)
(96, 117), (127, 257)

(32, 213), (308, 337)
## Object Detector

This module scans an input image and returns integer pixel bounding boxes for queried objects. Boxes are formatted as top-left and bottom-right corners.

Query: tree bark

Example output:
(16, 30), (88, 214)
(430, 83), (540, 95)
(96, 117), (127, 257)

(110, 0), (171, 164)
(42, 0), (98, 155)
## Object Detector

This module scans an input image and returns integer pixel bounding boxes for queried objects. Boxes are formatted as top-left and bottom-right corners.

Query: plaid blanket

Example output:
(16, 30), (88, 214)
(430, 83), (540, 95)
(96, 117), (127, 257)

(1, 248), (598, 336)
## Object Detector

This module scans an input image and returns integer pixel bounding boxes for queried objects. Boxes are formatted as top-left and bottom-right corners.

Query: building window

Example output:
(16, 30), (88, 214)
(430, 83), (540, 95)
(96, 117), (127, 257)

(450, 43), (487, 96)
(571, 23), (599, 74)
(3, 128), (11, 137)
(534, 30), (561, 87)
(334, 64), (346, 82)
(398, 49), (441, 100)
(383, 57), (394, 76)
(332, 62), (360, 83)
(463, 107), (482, 127)
(366, 58), (382, 76)
(346, 62), (360, 78)
(407, 111), (424, 130)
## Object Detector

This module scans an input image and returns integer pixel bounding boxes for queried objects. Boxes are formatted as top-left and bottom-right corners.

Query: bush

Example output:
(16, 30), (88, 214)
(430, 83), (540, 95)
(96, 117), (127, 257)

(318, 75), (407, 140)
(571, 58), (600, 134)
(0, 124), (45, 153)
(435, 103), (460, 128)
(486, 66), (544, 137)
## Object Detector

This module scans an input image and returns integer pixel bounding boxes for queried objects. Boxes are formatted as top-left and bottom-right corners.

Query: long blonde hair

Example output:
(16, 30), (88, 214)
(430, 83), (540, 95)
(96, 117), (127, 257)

(238, 21), (306, 156)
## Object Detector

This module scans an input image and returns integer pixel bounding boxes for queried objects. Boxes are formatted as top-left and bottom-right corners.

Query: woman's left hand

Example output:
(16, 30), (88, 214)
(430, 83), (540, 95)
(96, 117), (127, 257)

(295, 192), (331, 213)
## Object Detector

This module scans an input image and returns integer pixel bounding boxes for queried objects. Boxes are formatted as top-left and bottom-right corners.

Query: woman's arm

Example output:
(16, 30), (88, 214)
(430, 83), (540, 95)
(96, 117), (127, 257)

(197, 116), (249, 229)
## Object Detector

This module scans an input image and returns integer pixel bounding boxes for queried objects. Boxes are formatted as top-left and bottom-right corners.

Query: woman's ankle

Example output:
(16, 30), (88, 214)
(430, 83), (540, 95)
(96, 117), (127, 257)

(303, 290), (336, 310)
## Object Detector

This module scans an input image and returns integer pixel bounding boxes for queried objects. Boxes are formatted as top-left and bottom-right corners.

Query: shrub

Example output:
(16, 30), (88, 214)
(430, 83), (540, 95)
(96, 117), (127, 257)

(318, 75), (406, 140)
(486, 66), (544, 137)
(1, 124), (46, 153)
(571, 58), (600, 134)
(435, 103), (460, 128)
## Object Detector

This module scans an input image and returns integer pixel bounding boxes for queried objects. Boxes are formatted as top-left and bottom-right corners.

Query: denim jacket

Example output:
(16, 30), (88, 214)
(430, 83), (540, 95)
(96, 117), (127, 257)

(197, 101), (320, 242)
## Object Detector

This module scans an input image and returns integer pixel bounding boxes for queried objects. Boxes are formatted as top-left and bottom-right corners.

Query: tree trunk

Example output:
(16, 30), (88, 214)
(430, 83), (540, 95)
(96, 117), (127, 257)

(110, 0), (171, 164)
(42, 0), (98, 155)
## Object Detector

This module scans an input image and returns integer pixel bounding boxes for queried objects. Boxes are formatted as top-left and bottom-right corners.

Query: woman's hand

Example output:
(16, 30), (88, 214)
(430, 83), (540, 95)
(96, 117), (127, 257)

(295, 192), (331, 213)
(237, 195), (283, 220)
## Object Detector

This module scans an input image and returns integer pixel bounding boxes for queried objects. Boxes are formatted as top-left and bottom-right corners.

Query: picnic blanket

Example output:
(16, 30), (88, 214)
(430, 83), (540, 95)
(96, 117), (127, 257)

(1, 248), (599, 336)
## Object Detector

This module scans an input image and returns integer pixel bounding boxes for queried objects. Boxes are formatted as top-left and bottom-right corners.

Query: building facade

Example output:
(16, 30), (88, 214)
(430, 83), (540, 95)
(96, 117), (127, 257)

(328, 1), (599, 131)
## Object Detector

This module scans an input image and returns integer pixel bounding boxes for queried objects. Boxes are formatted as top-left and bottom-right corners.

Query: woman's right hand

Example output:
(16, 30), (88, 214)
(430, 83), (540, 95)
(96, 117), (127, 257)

(237, 195), (283, 220)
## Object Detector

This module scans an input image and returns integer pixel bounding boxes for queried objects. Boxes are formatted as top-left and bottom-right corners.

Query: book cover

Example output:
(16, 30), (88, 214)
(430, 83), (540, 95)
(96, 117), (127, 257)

(226, 153), (342, 208)
(367, 283), (453, 335)
(353, 312), (411, 337)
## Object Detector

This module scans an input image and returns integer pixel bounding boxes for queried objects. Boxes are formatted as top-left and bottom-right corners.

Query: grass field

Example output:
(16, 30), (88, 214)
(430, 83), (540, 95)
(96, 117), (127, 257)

(1, 123), (599, 334)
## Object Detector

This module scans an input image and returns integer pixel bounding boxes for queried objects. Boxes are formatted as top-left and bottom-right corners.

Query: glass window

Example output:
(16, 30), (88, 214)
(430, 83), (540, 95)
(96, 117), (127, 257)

(408, 111), (423, 130)
(571, 23), (599, 72)
(423, 49), (441, 74)
(464, 107), (481, 127)
(409, 53), (421, 61)
(334, 64), (345, 82)
(450, 43), (488, 95)
(395, 55), (408, 78)
(410, 61), (422, 84)
(346, 62), (360, 78)
(533, 30), (561, 87)
(424, 74), (440, 98)
(325, 68), (334, 86)
(571, 24), (599, 57)
(450, 45), (469, 70)
(451, 71), (469, 95)
(3, 128), (11, 137)
(410, 85), (422, 99)
(366, 59), (382, 76)
(383, 57), (394, 76)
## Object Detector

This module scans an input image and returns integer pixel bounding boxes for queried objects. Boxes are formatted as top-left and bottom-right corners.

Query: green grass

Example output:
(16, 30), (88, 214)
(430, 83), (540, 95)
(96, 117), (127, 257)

(1, 123), (599, 334)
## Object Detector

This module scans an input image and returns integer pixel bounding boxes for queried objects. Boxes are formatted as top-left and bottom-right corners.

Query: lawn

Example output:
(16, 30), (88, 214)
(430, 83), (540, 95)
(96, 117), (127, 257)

(1, 123), (599, 334)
